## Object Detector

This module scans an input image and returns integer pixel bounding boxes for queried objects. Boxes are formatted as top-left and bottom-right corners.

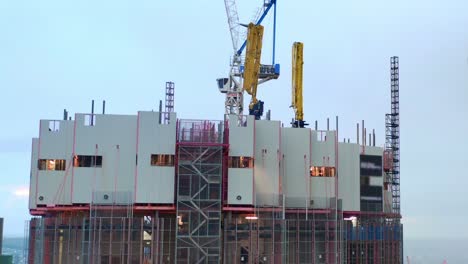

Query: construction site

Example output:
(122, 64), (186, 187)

(25, 1), (403, 263)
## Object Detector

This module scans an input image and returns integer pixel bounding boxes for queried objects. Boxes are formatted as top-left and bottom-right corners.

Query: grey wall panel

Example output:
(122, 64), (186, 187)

(311, 131), (336, 167)
(36, 120), (74, 205)
(72, 114), (137, 204)
(228, 115), (254, 157)
(281, 128), (311, 208)
(310, 177), (336, 209)
(337, 143), (360, 211)
(254, 120), (281, 206)
(227, 168), (253, 205)
(29, 138), (39, 209)
(136, 111), (176, 203)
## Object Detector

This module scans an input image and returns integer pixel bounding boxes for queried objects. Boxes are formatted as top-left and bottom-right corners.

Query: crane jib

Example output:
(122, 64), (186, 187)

(236, 0), (276, 57)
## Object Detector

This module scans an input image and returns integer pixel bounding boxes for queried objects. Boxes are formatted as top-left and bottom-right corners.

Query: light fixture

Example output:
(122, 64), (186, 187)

(245, 215), (258, 220)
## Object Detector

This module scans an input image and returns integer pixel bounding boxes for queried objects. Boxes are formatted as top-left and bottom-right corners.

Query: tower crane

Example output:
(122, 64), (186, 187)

(217, 0), (280, 119)
(291, 42), (307, 128)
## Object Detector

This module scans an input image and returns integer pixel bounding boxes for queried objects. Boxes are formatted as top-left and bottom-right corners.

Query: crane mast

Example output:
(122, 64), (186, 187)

(291, 42), (307, 128)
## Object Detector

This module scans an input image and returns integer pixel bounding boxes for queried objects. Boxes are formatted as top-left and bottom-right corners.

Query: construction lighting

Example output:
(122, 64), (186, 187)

(344, 216), (357, 221)
(245, 216), (258, 220)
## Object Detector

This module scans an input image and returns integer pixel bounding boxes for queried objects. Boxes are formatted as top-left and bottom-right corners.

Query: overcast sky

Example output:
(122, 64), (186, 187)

(0, 0), (467, 256)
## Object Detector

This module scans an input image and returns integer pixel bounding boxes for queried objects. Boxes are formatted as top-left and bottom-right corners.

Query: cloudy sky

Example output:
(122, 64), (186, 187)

(0, 0), (467, 260)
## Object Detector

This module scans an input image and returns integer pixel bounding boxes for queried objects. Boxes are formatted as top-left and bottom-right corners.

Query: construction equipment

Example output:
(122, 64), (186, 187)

(217, 0), (280, 118)
(243, 23), (264, 119)
(291, 42), (307, 128)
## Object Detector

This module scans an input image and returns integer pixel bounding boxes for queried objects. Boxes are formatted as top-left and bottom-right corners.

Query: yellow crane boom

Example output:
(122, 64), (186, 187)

(243, 23), (264, 119)
(291, 42), (306, 127)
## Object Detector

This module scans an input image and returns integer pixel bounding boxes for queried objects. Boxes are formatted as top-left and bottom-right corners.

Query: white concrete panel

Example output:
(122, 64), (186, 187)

(29, 138), (39, 209)
(254, 120), (280, 206)
(36, 120), (74, 205)
(311, 131), (336, 167)
(72, 114), (137, 204)
(337, 143), (360, 211)
(281, 128), (310, 208)
(38, 120), (74, 159)
(228, 115), (254, 157)
(227, 168), (253, 205)
(310, 177), (336, 209)
(136, 111), (176, 203)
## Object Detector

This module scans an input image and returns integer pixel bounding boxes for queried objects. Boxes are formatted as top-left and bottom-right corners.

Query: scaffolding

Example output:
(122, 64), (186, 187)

(344, 215), (403, 264)
(385, 56), (400, 216)
(26, 210), (177, 264)
(175, 119), (226, 263)
(164, 82), (175, 123)
(223, 209), (344, 264)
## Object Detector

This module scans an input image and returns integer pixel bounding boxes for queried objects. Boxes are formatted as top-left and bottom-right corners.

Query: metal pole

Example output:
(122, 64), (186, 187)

(102, 100), (106, 114)
(91, 100), (95, 125)
(327, 118), (330, 130)
(357, 123), (360, 144)
(315, 120), (318, 130)
(272, 0), (277, 65)
(158, 100), (163, 124)
(373, 129), (376, 146)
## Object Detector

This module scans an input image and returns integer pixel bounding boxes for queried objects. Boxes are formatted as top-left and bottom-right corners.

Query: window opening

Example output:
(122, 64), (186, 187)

(151, 154), (175, 166)
(73, 155), (102, 167)
(228, 156), (254, 168)
(310, 166), (335, 177)
(38, 159), (66, 171)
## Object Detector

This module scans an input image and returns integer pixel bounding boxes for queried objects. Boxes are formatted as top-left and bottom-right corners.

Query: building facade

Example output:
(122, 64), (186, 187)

(27, 112), (402, 263)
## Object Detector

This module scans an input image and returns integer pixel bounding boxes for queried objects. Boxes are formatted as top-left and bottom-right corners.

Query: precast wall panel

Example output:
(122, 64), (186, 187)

(36, 120), (74, 205)
(227, 115), (254, 205)
(310, 130), (337, 210)
(310, 177), (336, 209)
(281, 127), (311, 208)
(311, 130), (336, 167)
(227, 115), (254, 157)
(337, 143), (360, 211)
(136, 111), (176, 203)
(29, 138), (39, 209)
(227, 169), (253, 204)
(72, 114), (137, 204)
(254, 120), (281, 206)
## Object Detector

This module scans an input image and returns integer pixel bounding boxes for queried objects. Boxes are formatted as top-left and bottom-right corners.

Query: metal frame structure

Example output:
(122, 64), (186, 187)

(165, 82), (175, 123)
(175, 120), (227, 263)
(385, 56), (400, 216)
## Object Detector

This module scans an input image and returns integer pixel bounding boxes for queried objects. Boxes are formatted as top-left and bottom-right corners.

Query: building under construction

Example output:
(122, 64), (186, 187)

(25, 1), (403, 263)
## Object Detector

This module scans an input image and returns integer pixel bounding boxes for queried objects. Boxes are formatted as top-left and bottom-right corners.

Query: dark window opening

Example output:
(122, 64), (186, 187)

(151, 154), (175, 166)
(38, 159), (66, 171)
(228, 156), (254, 168)
(310, 166), (336, 177)
(74, 155), (103, 167)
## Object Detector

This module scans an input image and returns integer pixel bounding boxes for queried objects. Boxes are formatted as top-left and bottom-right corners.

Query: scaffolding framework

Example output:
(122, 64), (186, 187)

(176, 145), (223, 263)
(385, 56), (400, 216)
(165, 82), (175, 123)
